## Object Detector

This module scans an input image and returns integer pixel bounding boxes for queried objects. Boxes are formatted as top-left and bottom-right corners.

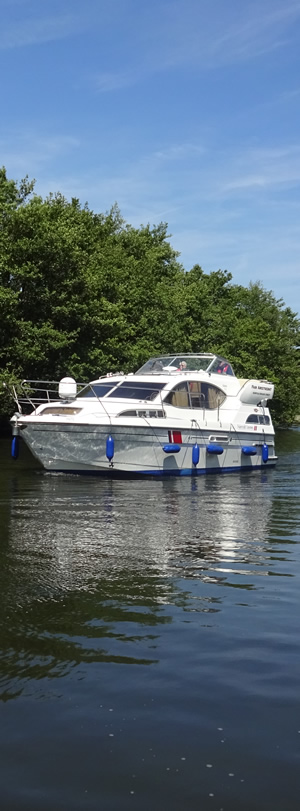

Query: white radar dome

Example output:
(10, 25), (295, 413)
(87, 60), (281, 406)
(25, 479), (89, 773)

(58, 377), (77, 400)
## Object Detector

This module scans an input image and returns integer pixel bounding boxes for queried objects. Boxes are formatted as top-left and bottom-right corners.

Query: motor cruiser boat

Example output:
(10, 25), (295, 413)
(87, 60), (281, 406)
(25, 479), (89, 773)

(10, 353), (277, 476)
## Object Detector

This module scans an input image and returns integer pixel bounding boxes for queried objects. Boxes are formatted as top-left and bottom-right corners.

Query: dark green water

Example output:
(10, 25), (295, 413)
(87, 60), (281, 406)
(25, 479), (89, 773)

(0, 432), (300, 811)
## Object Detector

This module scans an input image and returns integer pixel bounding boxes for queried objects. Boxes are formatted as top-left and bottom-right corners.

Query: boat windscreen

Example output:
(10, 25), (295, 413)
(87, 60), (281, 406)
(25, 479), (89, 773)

(137, 355), (214, 373)
(137, 357), (175, 373)
(107, 381), (165, 400)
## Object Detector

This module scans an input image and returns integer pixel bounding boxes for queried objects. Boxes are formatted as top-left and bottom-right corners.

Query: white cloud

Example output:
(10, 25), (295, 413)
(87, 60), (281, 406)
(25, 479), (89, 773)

(217, 145), (300, 194)
(0, 0), (118, 50)
(142, 0), (300, 72)
(0, 133), (80, 176)
(205, 2), (300, 64)
(153, 144), (205, 162)
(94, 70), (138, 93)
(0, 14), (87, 49)
(2, 127), (300, 310)
(89, 0), (300, 94)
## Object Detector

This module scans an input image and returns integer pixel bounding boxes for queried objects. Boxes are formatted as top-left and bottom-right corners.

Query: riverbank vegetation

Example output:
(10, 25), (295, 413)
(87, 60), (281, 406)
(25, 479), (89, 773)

(1, 167), (300, 426)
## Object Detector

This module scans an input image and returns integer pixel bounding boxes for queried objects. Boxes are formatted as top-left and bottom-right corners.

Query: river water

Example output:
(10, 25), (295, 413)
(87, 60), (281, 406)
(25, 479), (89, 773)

(0, 431), (300, 811)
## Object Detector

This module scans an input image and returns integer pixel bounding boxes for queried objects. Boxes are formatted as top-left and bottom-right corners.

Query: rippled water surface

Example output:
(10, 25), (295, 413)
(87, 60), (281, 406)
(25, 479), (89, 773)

(0, 432), (300, 810)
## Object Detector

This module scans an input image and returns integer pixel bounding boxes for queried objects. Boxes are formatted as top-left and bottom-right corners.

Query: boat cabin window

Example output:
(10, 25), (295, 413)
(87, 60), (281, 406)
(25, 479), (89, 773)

(77, 383), (117, 398)
(164, 382), (190, 408)
(107, 381), (165, 401)
(189, 381), (226, 409)
(40, 406), (82, 415)
(164, 381), (226, 409)
(246, 414), (270, 425)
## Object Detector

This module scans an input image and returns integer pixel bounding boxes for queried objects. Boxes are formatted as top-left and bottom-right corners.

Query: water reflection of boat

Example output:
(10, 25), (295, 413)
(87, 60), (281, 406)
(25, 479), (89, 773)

(1, 466), (277, 696)
(11, 353), (277, 476)
(6, 470), (273, 598)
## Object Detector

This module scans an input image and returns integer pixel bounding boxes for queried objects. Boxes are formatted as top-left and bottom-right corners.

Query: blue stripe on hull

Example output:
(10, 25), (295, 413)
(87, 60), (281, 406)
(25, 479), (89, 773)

(47, 462), (276, 478)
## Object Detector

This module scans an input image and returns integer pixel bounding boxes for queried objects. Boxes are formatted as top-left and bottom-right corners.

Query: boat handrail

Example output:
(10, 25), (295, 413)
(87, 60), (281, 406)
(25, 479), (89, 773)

(11, 378), (114, 424)
(12, 379), (86, 415)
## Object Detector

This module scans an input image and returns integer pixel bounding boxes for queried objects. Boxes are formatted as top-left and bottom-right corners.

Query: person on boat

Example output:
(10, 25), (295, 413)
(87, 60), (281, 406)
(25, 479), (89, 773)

(178, 361), (187, 370)
(217, 360), (232, 374)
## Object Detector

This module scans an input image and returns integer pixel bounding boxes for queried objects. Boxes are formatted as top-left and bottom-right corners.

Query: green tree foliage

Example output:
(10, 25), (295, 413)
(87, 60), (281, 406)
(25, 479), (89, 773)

(0, 166), (299, 425)
(182, 267), (300, 423)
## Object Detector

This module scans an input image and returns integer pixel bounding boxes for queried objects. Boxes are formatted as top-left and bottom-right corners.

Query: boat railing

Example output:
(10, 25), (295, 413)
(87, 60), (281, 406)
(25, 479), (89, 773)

(11, 379), (86, 415)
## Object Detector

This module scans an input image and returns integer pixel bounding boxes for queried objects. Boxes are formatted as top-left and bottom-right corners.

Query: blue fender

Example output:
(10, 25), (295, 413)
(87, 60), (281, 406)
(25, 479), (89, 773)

(206, 444), (223, 455)
(192, 443), (200, 466)
(11, 436), (19, 460)
(106, 435), (114, 461)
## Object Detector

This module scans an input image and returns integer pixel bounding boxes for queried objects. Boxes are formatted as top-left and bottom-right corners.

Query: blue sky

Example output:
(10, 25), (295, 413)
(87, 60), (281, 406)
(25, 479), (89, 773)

(1, 0), (300, 315)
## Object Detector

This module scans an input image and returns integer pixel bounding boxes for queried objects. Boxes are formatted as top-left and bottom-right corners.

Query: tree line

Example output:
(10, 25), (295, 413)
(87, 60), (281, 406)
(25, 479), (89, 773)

(1, 166), (299, 425)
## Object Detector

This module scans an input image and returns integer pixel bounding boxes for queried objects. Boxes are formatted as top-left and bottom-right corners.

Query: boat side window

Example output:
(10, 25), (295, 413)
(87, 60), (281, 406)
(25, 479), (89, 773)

(246, 414), (270, 424)
(188, 381), (204, 408)
(189, 381), (226, 409)
(259, 414), (270, 424)
(246, 414), (258, 423)
(107, 381), (165, 400)
(117, 410), (138, 416)
(164, 382), (226, 409)
(164, 382), (190, 408)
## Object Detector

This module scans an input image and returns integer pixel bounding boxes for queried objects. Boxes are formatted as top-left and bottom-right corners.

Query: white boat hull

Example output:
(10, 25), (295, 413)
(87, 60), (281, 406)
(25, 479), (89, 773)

(19, 422), (276, 476)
